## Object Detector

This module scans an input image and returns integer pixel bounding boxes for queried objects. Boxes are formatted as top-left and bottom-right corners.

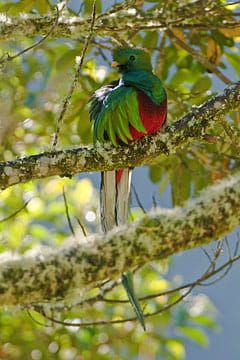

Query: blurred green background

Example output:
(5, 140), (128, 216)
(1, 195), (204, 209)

(0, 0), (240, 359)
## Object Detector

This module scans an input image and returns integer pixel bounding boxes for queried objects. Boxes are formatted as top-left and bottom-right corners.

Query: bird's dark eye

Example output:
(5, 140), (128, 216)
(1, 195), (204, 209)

(129, 55), (136, 61)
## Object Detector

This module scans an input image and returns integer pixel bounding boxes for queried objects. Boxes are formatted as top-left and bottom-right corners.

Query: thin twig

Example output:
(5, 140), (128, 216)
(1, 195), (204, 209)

(29, 278), (122, 314)
(234, 235), (240, 256)
(97, 47), (112, 66)
(26, 309), (52, 327)
(75, 216), (87, 237)
(223, 1), (240, 7)
(131, 184), (146, 214)
(200, 263), (233, 286)
(200, 247), (213, 266)
(225, 237), (232, 259)
(101, 248), (240, 304)
(0, 199), (32, 222)
(52, 0), (97, 148)
(198, 255), (240, 286)
(62, 186), (75, 237)
(33, 278), (195, 328)
(202, 240), (224, 276)
(152, 194), (158, 209)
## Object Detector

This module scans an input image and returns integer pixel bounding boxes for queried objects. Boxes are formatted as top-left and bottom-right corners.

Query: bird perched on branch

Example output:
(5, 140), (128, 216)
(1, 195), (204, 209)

(90, 47), (167, 330)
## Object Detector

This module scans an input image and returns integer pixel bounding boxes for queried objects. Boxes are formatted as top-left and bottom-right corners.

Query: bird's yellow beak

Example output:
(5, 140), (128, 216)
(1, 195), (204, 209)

(111, 61), (119, 67)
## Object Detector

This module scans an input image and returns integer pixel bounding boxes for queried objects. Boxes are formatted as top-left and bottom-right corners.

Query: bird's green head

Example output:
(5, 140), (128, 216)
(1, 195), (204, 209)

(112, 47), (152, 74)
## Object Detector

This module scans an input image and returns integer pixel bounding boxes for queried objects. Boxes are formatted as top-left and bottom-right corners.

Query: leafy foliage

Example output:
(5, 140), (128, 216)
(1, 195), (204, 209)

(0, 0), (239, 358)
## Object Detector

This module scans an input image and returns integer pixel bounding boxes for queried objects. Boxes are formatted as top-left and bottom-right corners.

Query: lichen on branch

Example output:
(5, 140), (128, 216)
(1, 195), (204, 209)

(0, 1), (239, 41)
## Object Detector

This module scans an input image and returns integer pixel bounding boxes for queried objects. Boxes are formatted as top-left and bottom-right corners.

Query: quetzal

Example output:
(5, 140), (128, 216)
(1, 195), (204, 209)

(89, 47), (167, 330)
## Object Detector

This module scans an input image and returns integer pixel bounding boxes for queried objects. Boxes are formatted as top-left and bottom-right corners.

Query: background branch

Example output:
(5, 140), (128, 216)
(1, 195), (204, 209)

(0, 2), (239, 41)
(0, 7), (59, 67)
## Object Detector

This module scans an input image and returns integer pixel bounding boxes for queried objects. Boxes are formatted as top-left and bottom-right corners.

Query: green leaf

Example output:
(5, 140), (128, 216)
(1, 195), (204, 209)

(35, 0), (50, 14)
(170, 68), (195, 86)
(191, 315), (220, 331)
(176, 54), (192, 69)
(159, 173), (170, 194)
(84, 0), (101, 14)
(225, 52), (240, 77)
(143, 31), (159, 49)
(149, 165), (163, 183)
(169, 160), (191, 206)
(212, 30), (234, 47)
(6, 0), (34, 14)
(191, 76), (212, 94)
(56, 50), (80, 71)
(29, 224), (48, 239)
(166, 339), (185, 359)
(178, 326), (209, 347)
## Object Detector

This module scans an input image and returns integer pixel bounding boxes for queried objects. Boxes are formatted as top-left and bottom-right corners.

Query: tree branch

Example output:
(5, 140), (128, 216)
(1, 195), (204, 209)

(0, 2), (239, 41)
(0, 170), (239, 306)
(0, 81), (239, 191)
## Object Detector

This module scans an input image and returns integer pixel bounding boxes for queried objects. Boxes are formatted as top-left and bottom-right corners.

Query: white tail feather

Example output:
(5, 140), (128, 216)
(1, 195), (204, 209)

(100, 171), (117, 232)
(116, 169), (132, 226)
(101, 168), (146, 330)
(101, 169), (131, 232)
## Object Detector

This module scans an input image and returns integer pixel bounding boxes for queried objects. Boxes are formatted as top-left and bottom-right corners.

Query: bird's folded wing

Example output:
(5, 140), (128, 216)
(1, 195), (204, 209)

(93, 85), (146, 145)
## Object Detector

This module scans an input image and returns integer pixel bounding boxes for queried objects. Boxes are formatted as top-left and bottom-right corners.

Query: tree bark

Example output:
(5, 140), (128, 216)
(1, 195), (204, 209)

(0, 81), (239, 190)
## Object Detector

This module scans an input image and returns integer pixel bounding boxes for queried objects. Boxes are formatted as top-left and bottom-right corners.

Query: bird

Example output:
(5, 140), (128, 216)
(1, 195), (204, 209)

(89, 47), (167, 330)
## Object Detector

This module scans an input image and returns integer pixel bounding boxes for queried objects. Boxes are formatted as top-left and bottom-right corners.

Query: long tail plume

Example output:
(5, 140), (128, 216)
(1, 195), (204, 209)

(100, 169), (146, 330)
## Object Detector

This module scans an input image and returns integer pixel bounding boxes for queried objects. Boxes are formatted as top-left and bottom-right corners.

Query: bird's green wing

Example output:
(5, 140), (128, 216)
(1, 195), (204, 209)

(93, 85), (147, 145)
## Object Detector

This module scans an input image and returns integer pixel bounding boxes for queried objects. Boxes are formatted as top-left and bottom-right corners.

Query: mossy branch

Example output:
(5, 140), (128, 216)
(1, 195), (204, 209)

(0, 170), (239, 306)
(0, 1), (239, 41)
(0, 81), (239, 191)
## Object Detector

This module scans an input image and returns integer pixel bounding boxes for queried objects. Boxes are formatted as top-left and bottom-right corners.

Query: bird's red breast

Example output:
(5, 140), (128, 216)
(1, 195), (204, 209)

(130, 90), (167, 140)
(116, 90), (167, 184)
